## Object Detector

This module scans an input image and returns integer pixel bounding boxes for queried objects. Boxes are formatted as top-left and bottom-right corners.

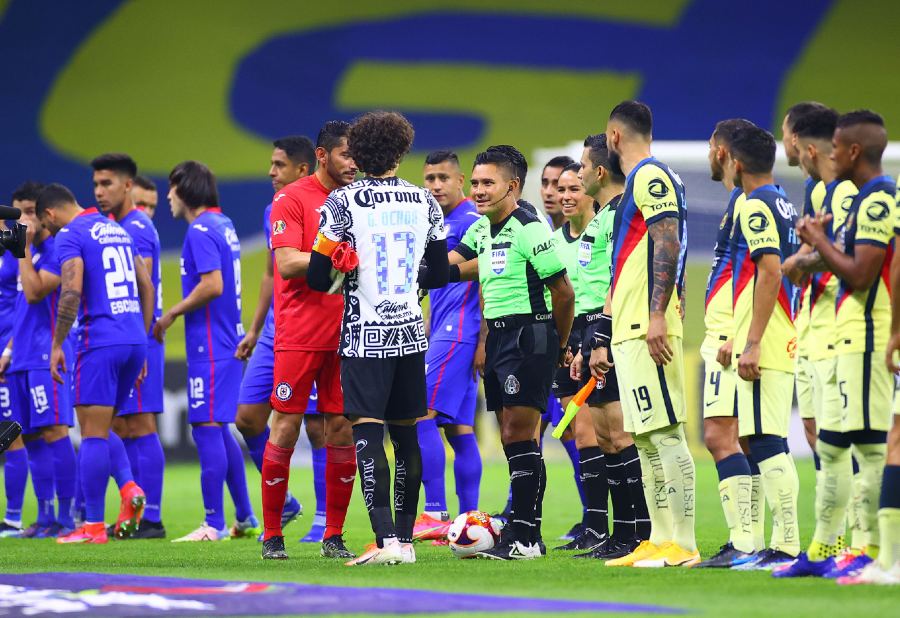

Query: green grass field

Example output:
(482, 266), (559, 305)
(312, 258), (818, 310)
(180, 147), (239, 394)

(1, 459), (896, 618)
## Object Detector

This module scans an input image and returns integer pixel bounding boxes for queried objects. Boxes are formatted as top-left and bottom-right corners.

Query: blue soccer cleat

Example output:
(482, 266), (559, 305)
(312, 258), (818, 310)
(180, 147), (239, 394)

(299, 520), (326, 543)
(824, 553), (873, 579)
(772, 553), (836, 578)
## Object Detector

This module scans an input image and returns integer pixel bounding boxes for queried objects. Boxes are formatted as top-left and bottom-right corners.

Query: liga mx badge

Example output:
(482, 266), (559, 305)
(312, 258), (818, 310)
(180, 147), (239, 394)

(274, 382), (293, 402)
(504, 374), (520, 395)
(578, 240), (592, 267)
(491, 248), (507, 274)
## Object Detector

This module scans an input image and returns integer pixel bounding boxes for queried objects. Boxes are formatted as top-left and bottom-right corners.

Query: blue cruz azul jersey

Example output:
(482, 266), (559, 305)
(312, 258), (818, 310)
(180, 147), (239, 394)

(9, 235), (72, 371)
(429, 199), (481, 344)
(0, 249), (18, 348)
(261, 203), (275, 342)
(54, 208), (147, 351)
(180, 208), (244, 361)
(119, 208), (162, 321)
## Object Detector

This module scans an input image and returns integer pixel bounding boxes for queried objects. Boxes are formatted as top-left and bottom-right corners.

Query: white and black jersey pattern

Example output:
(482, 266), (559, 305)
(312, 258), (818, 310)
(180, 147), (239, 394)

(319, 176), (446, 358)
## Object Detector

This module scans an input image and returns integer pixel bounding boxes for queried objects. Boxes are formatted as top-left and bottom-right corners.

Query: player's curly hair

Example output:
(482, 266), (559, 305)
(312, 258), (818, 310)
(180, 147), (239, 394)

(348, 111), (414, 176)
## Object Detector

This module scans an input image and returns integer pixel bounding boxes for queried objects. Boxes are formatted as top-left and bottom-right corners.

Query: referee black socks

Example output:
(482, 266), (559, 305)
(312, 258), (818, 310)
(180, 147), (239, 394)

(504, 440), (541, 545)
(578, 446), (608, 536)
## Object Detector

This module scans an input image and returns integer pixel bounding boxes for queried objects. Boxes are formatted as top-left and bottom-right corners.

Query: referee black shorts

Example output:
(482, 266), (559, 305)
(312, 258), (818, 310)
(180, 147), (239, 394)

(581, 320), (620, 406)
(484, 318), (559, 413)
(341, 352), (427, 422)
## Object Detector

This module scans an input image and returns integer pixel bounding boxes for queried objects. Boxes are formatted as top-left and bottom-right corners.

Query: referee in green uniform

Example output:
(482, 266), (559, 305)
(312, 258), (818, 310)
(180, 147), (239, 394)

(449, 149), (575, 560)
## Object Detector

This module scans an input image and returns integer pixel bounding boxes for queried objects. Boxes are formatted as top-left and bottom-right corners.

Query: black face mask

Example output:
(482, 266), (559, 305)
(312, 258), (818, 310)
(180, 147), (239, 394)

(608, 148), (625, 178)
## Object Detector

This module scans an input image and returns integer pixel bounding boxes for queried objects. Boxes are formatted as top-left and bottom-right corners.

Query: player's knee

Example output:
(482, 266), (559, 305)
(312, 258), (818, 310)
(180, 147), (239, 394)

(649, 423), (686, 450)
(887, 422), (900, 464)
(42, 425), (69, 442)
(126, 413), (156, 437)
(270, 413), (303, 447)
(443, 423), (473, 438)
(324, 414), (353, 446)
(596, 435), (614, 453)
(816, 438), (851, 465)
(748, 434), (786, 464)
(703, 421), (734, 458)
(610, 431), (633, 453)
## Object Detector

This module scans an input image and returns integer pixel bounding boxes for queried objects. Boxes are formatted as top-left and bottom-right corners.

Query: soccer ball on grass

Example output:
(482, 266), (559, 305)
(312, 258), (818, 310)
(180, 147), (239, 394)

(446, 511), (502, 558)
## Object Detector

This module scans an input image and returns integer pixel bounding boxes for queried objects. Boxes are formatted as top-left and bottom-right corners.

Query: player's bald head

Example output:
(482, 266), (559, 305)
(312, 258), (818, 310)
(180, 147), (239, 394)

(835, 110), (887, 166)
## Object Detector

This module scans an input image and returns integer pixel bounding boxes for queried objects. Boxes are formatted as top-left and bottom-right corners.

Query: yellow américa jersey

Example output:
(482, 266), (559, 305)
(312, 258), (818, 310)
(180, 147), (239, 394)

(731, 185), (800, 373)
(704, 188), (742, 338)
(609, 158), (686, 344)
(796, 180), (825, 357)
(805, 179), (857, 361)
(835, 176), (896, 354)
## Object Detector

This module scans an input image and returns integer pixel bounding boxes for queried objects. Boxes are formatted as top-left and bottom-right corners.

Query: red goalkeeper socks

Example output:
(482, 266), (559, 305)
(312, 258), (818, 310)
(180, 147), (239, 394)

(261, 441), (292, 540)
(324, 444), (356, 539)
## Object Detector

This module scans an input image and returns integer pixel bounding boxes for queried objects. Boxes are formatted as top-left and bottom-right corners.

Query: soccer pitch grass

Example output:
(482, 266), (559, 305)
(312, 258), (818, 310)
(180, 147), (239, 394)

(1, 458), (896, 617)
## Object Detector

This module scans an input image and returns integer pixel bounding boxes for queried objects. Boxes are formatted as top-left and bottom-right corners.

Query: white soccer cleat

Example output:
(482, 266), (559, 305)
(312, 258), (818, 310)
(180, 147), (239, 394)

(344, 538), (403, 566)
(837, 561), (900, 585)
(172, 523), (230, 543)
(400, 542), (416, 564)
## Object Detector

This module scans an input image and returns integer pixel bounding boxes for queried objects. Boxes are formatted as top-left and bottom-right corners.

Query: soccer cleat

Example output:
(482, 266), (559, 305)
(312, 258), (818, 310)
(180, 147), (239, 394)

(731, 548), (796, 571)
(0, 521), (23, 538)
(573, 536), (614, 559)
(131, 520), (166, 539)
(477, 539), (541, 560)
(115, 482), (146, 539)
(824, 553), (873, 579)
(345, 538), (403, 566)
(321, 534), (356, 559)
(559, 521), (585, 541)
(400, 542), (416, 564)
(604, 537), (641, 560)
(837, 561), (900, 585)
(299, 516), (326, 543)
(605, 540), (659, 567)
(56, 523), (108, 544)
(19, 523), (44, 539)
(832, 549), (863, 573)
(262, 536), (288, 560)
(412, 513), (450, 541)
(555, 528), (607, 551)
(282, 496), (303, 529)
(41, 523), (73, 539)
(230, 515), (262, 539)
(633, 541), (700, 568)
(171, 523), (230, 542)
(772, 552), (836, 578)
(695, 543), (755, 569)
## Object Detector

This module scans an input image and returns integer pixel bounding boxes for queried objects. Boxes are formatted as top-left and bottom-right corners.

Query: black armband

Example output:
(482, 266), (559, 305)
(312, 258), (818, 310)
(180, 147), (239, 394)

(448, 264), (461, 283)
(589, 313), (612, 350)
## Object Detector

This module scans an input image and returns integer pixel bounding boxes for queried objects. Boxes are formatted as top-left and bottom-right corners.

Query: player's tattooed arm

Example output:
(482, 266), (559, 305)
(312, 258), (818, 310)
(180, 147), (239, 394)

(646, 217), (679, 365)
(53, 257), (83, 347)
(647, 217), (680, 313)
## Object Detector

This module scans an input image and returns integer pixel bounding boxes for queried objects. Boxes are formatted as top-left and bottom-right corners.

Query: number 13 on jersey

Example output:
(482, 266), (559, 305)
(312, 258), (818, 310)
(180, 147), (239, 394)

(373, 232), (415, 294)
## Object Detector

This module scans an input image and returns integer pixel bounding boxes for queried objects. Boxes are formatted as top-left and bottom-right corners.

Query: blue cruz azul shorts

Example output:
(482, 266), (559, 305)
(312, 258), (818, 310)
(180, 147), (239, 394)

(187, 356), (242, 424)
(1, 369), (73, 433)
(542, 394), (564, 426)
(238, 334), (319, 413)
(74, 343), (147, 410)
(120, 336), (164, 415)
(425, 339), (478, 426)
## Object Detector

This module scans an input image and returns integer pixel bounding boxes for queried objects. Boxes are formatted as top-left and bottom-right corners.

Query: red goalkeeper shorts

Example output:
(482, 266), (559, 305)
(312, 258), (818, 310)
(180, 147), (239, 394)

(270, 349), (343, 414)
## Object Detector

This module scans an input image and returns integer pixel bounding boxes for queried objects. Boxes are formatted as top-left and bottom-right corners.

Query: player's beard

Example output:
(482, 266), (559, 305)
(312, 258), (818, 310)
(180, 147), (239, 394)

(607, 149), (625, 178)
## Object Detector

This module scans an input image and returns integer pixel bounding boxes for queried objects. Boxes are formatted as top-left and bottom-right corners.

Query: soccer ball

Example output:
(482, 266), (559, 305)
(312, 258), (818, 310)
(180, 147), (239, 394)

(446, 511), (502, 558)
